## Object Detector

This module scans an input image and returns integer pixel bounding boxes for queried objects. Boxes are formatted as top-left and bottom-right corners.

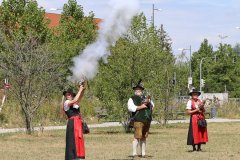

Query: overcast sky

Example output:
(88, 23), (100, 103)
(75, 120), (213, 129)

(1, 0), (240, 55)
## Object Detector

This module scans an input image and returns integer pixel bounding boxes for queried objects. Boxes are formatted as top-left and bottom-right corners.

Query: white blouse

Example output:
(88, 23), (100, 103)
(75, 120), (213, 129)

(128, 98), (154, 112)
(186, 100), (201, 110)
(64, 100), (80, 111)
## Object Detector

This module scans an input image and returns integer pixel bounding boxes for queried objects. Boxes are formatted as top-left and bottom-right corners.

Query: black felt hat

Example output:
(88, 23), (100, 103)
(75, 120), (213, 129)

(132, 79), (144, 90)
(63, 88), (75, 96)
(189, 88), (201, 96)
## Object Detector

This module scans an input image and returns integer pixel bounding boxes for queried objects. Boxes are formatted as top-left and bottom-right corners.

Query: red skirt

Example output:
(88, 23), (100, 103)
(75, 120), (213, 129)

(191, 114), (208, 144)
(65, 116), (85, 160)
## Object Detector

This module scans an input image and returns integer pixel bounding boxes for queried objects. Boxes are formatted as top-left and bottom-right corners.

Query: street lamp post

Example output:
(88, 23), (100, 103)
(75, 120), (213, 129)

(199, 57), (206, 93)
(200, 56), (217, 93)
(178, 46), (192, 90)
(218, 34), (229, 44)
(152, 4), (162, 27)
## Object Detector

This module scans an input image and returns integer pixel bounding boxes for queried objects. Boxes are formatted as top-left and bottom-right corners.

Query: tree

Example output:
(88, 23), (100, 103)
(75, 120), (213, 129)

(51, 0), (97, 83)
(191, 39), (240, 97)
(92, 13), (175, 122)
(0, 0), (60, 134)
(212, 44), (240, 96)
(0, 0), (49, 44)
(233, 43), (240, 56)
(174, 53), (190, 96)
(231, 43), (240, 97)
(191, 39), (214, 90)
(0, 35), (61, 134)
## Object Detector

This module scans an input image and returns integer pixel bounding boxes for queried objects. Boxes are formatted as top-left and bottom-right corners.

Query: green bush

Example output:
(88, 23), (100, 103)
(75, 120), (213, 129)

(0, 94), (102, 128)
(0, 101), (25, 128)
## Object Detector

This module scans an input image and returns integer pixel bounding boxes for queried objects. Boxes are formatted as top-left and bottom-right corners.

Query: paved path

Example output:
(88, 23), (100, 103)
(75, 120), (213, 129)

(0, 118), (240, 134)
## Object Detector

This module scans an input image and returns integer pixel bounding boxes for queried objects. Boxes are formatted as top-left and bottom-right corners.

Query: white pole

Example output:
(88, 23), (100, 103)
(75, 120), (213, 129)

(200, 58), (205, 93)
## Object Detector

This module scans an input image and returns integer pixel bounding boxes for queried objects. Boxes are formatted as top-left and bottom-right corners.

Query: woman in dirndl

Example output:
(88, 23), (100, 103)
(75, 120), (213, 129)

(63, 84), (86, 160)
(186, 89), (208, 151)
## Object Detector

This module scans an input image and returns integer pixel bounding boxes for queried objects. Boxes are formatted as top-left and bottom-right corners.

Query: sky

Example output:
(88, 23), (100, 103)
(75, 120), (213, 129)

(1, 0), (240, 56)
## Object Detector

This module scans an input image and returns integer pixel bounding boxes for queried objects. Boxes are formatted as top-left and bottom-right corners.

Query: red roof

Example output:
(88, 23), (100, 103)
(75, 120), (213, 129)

(45, 13), (61, 28)
(44, 12), (102, 29)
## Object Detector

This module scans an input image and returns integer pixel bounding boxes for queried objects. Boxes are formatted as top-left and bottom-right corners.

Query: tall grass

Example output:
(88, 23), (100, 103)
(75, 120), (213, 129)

(0, 101), (25, 128)
(0, 95), (99, 128)
(218, 101), (240, 118)
(1, 97), (240, 129)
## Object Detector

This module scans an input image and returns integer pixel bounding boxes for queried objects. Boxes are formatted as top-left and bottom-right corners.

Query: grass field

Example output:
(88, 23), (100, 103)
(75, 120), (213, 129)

(0, 122), (240, 160)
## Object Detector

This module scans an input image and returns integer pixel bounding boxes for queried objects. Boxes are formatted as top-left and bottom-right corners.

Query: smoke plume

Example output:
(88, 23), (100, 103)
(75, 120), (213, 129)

(69, 0), (139, 82)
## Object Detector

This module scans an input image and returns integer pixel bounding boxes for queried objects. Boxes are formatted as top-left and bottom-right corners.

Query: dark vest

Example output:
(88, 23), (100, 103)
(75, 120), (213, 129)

(65, 106), (80, 118)
(131, 95), (152, 123)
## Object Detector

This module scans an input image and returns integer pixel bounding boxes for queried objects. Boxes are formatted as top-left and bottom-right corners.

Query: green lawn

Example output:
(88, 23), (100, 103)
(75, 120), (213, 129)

(0, 122), (240, 160)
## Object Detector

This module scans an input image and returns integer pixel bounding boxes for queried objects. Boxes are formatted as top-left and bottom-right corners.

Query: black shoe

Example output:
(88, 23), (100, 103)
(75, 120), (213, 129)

(193, 146), (196, 151)
(192, 145), (196, 152)
(197, 144), (202, 151)
(142, 155), (146, 158)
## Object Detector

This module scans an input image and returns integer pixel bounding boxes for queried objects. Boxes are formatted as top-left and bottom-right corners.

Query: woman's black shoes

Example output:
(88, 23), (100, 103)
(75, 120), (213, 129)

(197, 144), (202, 151)
(192, 144), (202, 152)
(192, 145), (196, 151)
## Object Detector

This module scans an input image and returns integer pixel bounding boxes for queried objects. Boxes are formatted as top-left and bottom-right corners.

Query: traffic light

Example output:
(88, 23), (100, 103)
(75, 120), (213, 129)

(200, 79), (205, 87)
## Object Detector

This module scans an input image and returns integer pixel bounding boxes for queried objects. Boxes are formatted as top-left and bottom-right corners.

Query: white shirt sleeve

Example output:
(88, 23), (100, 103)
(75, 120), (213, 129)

(186, 100), (192, 110)
(73, 104), (80, 109)
(150, 100), (154, 109)
(64, 100), (80, 111)
(64, 100), (70, 111)
(128, 98), (137, 112)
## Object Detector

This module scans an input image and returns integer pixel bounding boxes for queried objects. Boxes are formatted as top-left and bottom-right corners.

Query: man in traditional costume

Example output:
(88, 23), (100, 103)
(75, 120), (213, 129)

(127, 80), (154, 158)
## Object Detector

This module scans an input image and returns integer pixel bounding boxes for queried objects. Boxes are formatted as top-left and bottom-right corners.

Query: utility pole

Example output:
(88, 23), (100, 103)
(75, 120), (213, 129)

(152, 4), (162, 27)
(199, 58), (205, 93)
(152, 4), (155, 27)
(218, 34), (228, 44)
(178, 46), (192, 90)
